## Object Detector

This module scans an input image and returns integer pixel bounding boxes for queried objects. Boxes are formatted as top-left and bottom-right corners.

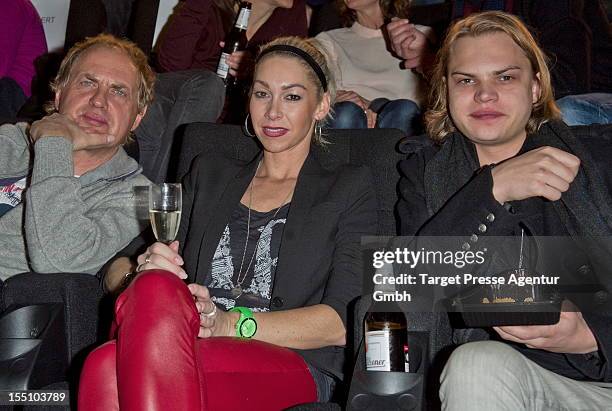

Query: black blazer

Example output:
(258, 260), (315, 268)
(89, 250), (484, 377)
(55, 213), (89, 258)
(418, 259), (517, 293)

(177, 150), (378, 380)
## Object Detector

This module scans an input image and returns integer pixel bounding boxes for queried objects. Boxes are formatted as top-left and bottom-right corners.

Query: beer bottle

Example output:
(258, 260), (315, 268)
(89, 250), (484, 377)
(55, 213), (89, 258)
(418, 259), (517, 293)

(365, 305), (409, 372)
(216, 1), (251, 88)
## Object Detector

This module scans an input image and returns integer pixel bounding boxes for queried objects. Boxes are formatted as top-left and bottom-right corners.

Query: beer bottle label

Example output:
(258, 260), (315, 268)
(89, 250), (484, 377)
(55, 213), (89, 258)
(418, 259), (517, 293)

(216, 52), (231, 79)
(235, 8), (251, 30)
(365, 330), (391, 371)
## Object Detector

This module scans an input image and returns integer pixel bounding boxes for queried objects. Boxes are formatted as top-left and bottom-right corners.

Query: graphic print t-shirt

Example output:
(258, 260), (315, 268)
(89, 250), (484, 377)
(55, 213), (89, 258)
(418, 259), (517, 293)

(0, 176), (27, 217)
(206, 202), (290, 311)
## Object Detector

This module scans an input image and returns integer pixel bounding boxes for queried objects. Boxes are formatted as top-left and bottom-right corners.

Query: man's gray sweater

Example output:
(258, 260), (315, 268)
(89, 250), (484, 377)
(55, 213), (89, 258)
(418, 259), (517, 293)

(0, 123), (150, 280)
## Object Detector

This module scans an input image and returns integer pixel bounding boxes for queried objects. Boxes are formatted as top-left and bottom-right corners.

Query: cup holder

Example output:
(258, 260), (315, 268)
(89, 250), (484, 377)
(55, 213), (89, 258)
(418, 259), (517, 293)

(0, 339), (41, 362)
(0, 304), (56, 338)
(347, 332), (429, 411)
(348, 371), (424, 410)
(0, 303), (68, 389)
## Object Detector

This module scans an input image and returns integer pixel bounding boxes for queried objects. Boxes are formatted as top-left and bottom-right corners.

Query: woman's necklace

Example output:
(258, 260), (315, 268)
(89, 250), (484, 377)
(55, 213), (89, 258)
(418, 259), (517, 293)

(231, 163), (293, 299)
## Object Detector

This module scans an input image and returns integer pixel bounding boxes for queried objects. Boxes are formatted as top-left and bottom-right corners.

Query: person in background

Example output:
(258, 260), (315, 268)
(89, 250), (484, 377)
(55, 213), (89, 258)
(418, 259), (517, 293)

(101, 0), (137, 38)
(397, 12), (612, 410)
(0, 34), (153, 283)
(0, 0), (48, 119)
(63, 0), (138, 49)
(79, 36), (377, 410)
(316, 0), (431, 135)
(156, 0), (310, 76)
(387, 0), (612, 126)
(134, 0), (311, 182)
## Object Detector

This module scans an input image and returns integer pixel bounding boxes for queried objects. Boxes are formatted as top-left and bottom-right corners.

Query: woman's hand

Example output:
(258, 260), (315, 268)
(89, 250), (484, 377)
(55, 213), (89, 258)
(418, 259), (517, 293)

(136, 241), (187, 279)
(336, 90), (377, 128)
(491, 146), (580, 204)
(188, 283), (237, 338)
(493, 302), (598, 354)
(365, 109), (377, 128)
(336, 90), (369, 110)
(219, 41), (255, 79)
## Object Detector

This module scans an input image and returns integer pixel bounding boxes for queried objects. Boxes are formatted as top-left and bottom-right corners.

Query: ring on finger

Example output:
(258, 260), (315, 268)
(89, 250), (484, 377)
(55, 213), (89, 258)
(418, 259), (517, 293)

(201, 304), (217, 318)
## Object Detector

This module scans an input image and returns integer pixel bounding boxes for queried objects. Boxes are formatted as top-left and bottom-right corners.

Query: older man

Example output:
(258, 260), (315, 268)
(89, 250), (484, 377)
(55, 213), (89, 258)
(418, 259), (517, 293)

(0, 34), (155, 280)
(397, 12), (612, 410)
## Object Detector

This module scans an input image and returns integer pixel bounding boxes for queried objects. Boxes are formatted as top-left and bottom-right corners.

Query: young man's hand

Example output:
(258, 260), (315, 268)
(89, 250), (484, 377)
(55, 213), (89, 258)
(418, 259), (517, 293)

(491, 146), (580, 203)
(494, 301), (598, 354)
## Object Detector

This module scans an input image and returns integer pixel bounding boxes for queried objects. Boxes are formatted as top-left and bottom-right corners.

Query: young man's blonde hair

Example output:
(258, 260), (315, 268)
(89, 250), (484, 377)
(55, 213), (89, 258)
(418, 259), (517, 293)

(425, 11), (561, 143)
(49, 34), (155, 114)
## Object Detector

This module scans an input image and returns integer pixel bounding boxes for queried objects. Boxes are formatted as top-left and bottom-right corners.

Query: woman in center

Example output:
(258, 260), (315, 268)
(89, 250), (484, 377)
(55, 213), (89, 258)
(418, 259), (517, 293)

(79, 36), (377, 410)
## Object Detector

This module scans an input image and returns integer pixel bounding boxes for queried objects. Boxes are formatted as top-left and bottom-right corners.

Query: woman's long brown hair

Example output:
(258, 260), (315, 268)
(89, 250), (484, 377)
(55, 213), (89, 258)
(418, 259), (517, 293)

(337, 0), (412, 27)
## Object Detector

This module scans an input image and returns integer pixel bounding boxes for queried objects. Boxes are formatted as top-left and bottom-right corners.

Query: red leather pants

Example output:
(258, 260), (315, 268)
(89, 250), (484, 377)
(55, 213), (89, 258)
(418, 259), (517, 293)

(78, 270), (317, 411)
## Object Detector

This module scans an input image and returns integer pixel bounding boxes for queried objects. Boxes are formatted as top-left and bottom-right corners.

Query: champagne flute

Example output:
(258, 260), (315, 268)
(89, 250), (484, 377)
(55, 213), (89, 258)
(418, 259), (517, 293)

(149, 183), (182, 244)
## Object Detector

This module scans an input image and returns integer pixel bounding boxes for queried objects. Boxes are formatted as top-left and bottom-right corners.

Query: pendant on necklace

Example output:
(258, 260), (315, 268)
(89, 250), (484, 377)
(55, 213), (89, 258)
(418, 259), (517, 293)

(231, 286), (243, 299)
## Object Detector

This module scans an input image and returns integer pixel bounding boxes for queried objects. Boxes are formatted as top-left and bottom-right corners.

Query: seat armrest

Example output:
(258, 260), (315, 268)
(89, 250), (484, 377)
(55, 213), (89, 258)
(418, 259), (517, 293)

(2, 272), (105, 361)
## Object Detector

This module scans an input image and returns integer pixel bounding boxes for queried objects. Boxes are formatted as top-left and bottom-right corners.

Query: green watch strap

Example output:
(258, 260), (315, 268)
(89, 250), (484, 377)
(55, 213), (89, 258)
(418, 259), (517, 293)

(230, 306), (257, 338)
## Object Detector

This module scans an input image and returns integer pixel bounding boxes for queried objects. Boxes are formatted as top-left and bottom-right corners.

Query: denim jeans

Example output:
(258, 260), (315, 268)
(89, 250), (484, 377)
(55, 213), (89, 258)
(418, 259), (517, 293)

(134, 69), (225, 183)
(328, 98), (421, 135)
(440, 341), (612, 411)
(556, 93), (612, 126)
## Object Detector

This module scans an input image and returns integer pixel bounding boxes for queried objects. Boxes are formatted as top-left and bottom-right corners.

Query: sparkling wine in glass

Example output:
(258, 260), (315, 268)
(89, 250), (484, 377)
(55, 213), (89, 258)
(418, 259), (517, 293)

(149, 183), (182, 244)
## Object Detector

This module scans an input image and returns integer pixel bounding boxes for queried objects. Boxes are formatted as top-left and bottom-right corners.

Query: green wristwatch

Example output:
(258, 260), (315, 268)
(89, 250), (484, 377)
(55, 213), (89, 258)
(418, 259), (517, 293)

(230, 306), (257, 338)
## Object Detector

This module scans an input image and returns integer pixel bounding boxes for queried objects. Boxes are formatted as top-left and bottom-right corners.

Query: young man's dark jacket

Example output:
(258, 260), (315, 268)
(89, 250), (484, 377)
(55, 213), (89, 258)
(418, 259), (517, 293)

(397, 120), (612, 382)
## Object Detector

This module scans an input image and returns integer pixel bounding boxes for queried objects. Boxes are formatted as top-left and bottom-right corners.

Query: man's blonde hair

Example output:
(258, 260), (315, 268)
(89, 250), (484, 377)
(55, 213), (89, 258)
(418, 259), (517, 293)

(425, 11), (561, 143)
(50, 34), (155, 114)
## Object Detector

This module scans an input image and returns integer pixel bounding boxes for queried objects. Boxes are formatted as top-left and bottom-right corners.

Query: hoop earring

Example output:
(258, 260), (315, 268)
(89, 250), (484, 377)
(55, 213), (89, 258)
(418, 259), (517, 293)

(314, 120), (323, 142)
(243, 113), (256, 137)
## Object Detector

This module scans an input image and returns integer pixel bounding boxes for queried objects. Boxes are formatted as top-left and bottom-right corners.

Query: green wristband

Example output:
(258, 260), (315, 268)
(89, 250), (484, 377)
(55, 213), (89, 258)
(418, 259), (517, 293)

(230, 306), (257, 338)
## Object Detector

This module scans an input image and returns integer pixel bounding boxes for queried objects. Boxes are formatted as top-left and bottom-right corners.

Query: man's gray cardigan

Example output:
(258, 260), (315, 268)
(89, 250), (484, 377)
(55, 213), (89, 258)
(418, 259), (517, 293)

(0, 123), (150, 280)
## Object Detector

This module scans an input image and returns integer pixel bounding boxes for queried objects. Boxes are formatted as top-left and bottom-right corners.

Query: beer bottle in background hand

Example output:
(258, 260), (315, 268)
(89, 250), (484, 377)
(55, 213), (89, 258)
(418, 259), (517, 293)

(216, 1), (251, 88)
(365, 306), (409, 372)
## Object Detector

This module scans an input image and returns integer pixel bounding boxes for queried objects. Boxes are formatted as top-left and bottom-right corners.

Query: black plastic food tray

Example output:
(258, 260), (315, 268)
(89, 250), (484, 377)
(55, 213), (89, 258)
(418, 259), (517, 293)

(451, 300), (562, 327)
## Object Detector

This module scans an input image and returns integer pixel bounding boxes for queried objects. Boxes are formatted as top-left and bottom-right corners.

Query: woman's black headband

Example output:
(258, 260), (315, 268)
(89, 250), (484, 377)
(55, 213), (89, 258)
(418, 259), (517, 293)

(256, 44), (328, 92)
